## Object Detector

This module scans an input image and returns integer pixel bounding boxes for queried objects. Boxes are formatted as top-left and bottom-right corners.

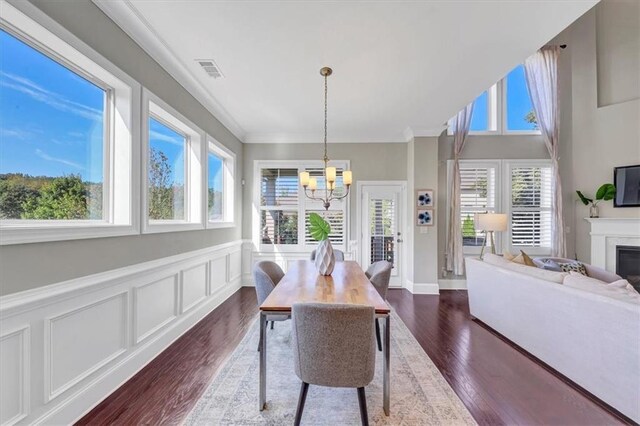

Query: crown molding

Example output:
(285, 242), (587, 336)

(93, 0), (246, 142)
(244, 132), (406, 144)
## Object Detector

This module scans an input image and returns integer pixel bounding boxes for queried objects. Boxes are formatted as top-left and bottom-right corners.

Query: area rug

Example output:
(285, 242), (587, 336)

(185, 310), (476, 425)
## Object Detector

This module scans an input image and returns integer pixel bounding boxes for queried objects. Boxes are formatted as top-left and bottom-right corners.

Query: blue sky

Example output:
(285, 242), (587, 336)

(148, 117), (185, 185)
(208, 153), (223, 192)
(0, 29), (104, 182)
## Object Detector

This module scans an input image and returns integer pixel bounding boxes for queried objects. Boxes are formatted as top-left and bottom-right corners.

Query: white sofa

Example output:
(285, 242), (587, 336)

(466, 257), (640, 423)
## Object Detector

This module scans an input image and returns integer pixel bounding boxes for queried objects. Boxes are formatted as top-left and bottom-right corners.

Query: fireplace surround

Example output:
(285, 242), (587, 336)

(585, 218), (640, 279)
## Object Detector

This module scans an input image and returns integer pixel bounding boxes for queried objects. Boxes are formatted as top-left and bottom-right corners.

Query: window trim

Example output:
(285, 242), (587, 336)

(0, 0), (140, 245)
(253, 160), (350, 253)
(141, 89), (204, 234)
(206, 136), (235, 228)
(447, 159), (553, 257)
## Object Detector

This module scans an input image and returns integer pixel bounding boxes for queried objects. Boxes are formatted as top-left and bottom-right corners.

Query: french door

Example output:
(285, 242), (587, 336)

(359, 182), (406, 287)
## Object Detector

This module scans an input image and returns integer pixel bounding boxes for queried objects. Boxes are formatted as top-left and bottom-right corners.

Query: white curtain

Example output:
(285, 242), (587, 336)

(524, 46), (566, 258)
(446, 102), (474, 275)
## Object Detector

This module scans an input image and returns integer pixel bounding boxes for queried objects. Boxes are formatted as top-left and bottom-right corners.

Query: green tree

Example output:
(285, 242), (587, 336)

(524, 110), (538, 130)
(22, 175), (89, 219)
(148, 147), (174, 220)
(462, 214), (476, 238)
(0, 178), (39, 219)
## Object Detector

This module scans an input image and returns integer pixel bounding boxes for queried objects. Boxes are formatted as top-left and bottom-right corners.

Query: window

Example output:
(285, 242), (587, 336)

(458, 162), (499, 252)
(508, 163), (552, 252)
(449, 160), (553, 255)
(143, 90), (203, 233)
(256, 161), (348, 250)
(207, 138), (235, 227)
(0, 2), (137, 245)
(449, 65), (539, 135)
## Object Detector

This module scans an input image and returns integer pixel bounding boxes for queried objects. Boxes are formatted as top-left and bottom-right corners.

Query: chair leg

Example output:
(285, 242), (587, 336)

(257, 326), (263, 352)
(270, 320), (274, 330)
(357, 387), (369, 426)
(294, 382), (309, 426)
(375, 319), (382, 352)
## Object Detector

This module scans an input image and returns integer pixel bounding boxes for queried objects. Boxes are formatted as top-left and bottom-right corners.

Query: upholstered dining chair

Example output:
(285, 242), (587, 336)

(365, 261), (392, 352)
(292, 303), (376, 426)
(309, 249), (345, 261)
(252, 261), (285, 349)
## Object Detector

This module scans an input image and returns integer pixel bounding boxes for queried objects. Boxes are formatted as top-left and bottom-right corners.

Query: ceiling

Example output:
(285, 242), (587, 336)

(95, 0), (597, 143)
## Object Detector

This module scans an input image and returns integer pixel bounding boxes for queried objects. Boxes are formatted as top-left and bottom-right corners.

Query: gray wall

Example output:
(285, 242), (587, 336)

(242, 143), (408, 241)
(0, 0), (244, 296)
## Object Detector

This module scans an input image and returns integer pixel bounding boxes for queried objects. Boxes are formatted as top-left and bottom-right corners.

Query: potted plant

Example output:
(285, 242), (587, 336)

(576, 183), (616, 218)
(309, 212), (335, 275)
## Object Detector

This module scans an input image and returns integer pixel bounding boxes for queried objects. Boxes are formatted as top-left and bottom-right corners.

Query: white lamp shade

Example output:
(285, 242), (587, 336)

(474, 213), (508, 231)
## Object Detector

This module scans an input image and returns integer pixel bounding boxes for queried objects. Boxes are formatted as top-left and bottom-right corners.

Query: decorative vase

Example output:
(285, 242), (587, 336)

(314, 239), (335, 276)
(589, 204), (599, 218)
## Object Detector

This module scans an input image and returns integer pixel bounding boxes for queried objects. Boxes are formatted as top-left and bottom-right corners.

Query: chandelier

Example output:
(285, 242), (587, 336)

(299, 67), (353, 210)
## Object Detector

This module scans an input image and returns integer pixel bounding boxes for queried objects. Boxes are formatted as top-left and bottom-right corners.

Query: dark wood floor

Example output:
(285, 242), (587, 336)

(78, 288), (629, 425)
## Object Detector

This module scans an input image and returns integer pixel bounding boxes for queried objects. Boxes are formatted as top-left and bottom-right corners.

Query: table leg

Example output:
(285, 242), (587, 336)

(259, 312), (267, 410)
(383, 314), (390, 416)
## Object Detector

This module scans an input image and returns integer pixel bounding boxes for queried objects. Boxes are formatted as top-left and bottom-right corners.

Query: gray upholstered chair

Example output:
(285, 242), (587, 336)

(309, 249), (345, 261)
(365, 261), (392, 351)
(252, 261), (285, 349)
(292, 303), (376, 426)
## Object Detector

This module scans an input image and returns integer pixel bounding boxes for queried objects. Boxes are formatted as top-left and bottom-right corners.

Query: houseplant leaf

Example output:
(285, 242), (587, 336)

(308, 212), (331, 241)
(576, 190), (592, 206)
(595, 184), (616, 201)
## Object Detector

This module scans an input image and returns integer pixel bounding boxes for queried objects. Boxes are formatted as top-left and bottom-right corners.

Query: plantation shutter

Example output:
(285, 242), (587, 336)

(302, 165), (346, 247)
(510, 166), (552, 248)
(260, 168), (299, 245)
(369, 198), (396, 266)
(459, 166), (496, 246)
(260, 168), (298, 207)
(303, 210), (345, 245)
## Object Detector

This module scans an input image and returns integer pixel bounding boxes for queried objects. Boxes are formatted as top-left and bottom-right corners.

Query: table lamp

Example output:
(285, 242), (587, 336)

(475, 213), (508, 259)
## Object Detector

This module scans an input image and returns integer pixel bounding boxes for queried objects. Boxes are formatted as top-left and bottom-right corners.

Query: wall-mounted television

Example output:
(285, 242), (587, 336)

(614, 165), (640, 207)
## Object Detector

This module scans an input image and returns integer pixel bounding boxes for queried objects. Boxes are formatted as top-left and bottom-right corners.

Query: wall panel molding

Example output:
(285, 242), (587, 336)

(0, 240), (244, 425)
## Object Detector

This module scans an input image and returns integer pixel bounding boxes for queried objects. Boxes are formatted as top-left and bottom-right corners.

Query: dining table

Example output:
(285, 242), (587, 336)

(258, 259), (391, 416)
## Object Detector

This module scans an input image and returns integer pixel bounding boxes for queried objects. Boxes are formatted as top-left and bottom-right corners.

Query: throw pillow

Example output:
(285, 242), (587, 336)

(503, 251), (527, 265)
(519, 250), (536, 267)
(558, 261), (588, 276)
(537, 258), (563, 272)
(608, 279), (640, 294)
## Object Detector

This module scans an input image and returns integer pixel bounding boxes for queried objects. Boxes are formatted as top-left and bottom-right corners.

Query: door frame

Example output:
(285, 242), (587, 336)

(357, 180), (407, 287)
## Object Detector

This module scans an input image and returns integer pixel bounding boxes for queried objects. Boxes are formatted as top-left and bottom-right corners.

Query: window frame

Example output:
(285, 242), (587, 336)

(253, 160), (350, 253)
(447, 159), (553, 257)
(206, 136), (235, 228)
(0, 0), (140, 245)
(142, 89), (204, 234)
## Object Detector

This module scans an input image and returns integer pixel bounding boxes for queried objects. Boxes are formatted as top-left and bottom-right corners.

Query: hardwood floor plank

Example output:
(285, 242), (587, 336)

(77, 287), (631, 425)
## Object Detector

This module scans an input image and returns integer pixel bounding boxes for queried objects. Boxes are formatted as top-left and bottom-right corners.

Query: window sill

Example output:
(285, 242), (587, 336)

(143, 221), (204, 235)
(206, 221), (235, 229)
(0, 223), (138, 245)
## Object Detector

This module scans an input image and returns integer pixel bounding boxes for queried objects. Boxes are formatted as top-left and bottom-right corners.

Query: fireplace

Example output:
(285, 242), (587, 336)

(616, 245), (640, 291)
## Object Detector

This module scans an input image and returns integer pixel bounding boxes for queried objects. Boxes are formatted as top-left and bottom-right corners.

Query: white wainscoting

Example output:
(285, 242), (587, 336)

(0, 240), (244, 425)
(242, 240), (358, 285)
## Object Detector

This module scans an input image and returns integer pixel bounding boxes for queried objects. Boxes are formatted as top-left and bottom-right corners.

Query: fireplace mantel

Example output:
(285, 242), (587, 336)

(585, 217), (640, 272)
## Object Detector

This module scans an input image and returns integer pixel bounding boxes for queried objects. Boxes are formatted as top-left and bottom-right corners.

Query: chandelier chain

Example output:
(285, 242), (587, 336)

(324, 73), (328, 164)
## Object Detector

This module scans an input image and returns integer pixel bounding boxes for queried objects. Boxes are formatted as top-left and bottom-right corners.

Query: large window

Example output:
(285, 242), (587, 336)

(451, 65), (539, 135)
(256, 161), (348, 250)
(451, 160), (553, 255)
(207, 138), (235, 227)
(0, 2), (137, 244)
(143, 90), (203, 233)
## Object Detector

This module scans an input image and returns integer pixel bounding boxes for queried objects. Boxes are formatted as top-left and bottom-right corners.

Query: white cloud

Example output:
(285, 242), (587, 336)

(149, 130), (184, 146)
(35, 148), (84, 170)
(0, 128), (32, 140)
(0, 71), (103, 121)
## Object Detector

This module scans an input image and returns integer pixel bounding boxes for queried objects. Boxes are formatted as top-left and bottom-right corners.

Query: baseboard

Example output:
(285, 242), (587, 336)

(0, 240), (244, 425)
(438, 279), (468, 290)
(404, 280), (440, 295)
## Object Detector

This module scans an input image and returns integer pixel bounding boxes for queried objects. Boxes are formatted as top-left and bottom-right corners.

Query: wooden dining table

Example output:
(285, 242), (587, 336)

(259, 260), (391, 416)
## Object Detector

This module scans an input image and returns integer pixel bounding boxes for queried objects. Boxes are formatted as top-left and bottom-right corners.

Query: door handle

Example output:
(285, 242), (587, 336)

(397, 239), (403, 243)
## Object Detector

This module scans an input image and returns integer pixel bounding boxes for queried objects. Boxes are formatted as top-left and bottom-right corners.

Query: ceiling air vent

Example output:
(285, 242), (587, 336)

(196, 59), (223, 79)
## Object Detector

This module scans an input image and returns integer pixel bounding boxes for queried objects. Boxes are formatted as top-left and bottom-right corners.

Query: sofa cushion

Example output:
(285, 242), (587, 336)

(483, 253), (567, 283)
(564, 272), (640, 303)
(609, 279), (640, 294)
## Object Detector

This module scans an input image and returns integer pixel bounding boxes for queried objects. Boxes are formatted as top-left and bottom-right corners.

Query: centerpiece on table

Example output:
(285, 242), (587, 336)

(576, 183), (616, 218)
(309, 212), (335, 275)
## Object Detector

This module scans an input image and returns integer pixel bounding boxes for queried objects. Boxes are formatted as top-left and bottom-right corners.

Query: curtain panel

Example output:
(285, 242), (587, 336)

(524, 46), (566, 258)
(446, 103), (474, 275)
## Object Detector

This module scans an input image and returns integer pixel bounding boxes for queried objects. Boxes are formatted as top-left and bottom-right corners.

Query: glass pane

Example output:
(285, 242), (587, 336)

(208, 152), (223, 221)
(369, 198), (396, 267)
(148, 117), (186, 220)
(506, 65), (537, 131)
(304, 210), (344, 245)
(460, 167), (496, 247)
(260, 168), (298, 207)
(261, 210), (298, 245)
(0, 29), (105, 220)
(470, 91), (488, 131)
